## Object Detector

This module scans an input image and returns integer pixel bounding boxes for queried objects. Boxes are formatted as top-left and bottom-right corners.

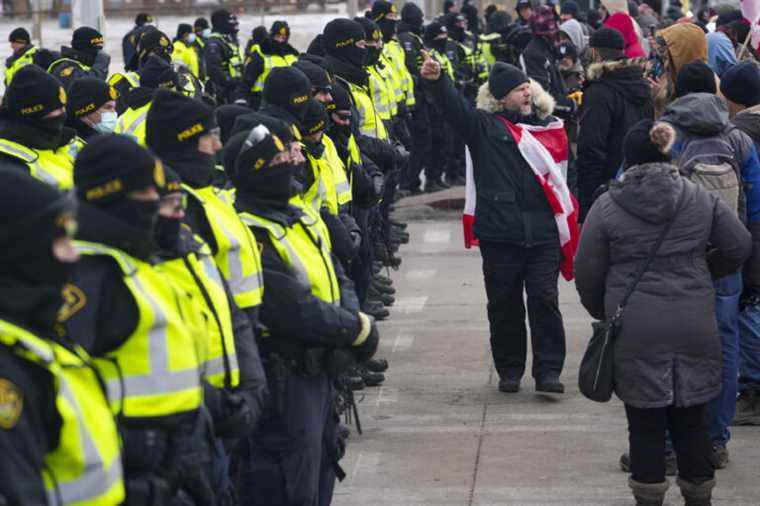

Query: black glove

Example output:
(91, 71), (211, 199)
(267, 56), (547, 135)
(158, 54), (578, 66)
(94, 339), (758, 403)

(741, 286), (760, 310)
(214, 391), (257, 438)
(326, 348), (358, 378)
(352, 313), (379, 363)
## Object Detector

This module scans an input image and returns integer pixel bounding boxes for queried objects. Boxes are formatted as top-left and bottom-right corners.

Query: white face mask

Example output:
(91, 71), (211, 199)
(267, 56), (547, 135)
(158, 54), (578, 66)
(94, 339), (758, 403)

(94, 111), (118, 133)
(202, 28), (212, 38)
(186, 33), (197, 44)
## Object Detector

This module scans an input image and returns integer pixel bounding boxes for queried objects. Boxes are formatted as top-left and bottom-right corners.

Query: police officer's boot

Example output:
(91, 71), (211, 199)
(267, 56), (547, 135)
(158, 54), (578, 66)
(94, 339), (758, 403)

(365, 358), (389, 372)
(362, 300), (390, 320)
(628, 478), (668, 506)
(367, 284), (395, 306)
(371, 278), (396, 295)
(677, 477), (715, 506)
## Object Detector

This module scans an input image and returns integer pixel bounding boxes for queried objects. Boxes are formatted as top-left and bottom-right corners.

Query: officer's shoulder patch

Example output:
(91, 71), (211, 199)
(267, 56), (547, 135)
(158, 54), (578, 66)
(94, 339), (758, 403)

(403, 42), (412, 50)
(57, 283), (87, 323)
(0, 378), (23, 429)
(60, 66), (74, 77)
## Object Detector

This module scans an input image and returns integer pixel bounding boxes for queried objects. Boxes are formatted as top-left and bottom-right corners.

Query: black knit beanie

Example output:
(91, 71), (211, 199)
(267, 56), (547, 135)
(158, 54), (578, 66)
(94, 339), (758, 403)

(216, 104), (254, 144)
(5, 65), (67, 120)
(9, 27), (30, 44)
(589, 27), (625, 50)
(720, 61), (760, 107)
(488, 62), (529, 100)
(675, 60), (716, 97)
(75, 134), (164, 205)
(271, 20), (290, 39)
(401, 2), (424, 25)
(68, 77), (115, 118)
(146, 90), (217, 157)
(262, 66), (312, 120)
(301, 98), (328, 136)
(293, 59), (333, 90)
(623, 119), (671, 168)
(323, 18), (366, 59)
(176, 23), (193, 40)
(135, 13), (153, 26)
(72, 26), (104, 54)
(211, 9), (236, 34)
(139, 55), (179, 90)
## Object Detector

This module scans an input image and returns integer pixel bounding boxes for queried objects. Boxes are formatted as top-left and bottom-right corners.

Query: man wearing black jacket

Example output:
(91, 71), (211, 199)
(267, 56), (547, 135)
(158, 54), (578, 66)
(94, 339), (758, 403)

(576, 28), (652, 220)
(422, 57), (567, 395)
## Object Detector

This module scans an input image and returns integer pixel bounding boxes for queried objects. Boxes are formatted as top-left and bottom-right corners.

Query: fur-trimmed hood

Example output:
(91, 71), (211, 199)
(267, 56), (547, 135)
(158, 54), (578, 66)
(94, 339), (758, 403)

(585, 57), (651, 107)
(476, 79), (556, 119)
(586, 57), (646, 81)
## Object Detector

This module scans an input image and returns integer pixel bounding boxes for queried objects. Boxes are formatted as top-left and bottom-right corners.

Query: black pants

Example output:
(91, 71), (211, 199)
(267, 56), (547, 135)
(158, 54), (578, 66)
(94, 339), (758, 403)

(479, 241), (566, 380)
(427, 105), (449, 183)
(625, 403), (715, 484)
(403, 97), (431, 191)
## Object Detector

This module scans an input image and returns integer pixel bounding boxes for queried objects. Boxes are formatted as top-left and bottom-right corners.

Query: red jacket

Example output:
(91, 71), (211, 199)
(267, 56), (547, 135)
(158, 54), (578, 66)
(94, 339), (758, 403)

(604, 13), (646, 59)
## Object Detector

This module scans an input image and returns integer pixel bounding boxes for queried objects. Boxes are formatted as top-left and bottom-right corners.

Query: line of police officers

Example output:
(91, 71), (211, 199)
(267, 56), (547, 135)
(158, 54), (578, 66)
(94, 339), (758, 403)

(0, 2), (497, 504)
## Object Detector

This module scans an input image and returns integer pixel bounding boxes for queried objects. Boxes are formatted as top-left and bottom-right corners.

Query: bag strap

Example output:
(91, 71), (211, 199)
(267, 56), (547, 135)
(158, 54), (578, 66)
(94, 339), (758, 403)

(614, 183), (686, 319)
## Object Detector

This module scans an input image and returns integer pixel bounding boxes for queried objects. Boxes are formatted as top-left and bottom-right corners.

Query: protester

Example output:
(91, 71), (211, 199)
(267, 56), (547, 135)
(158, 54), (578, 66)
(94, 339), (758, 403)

(575, 118), (751, 506)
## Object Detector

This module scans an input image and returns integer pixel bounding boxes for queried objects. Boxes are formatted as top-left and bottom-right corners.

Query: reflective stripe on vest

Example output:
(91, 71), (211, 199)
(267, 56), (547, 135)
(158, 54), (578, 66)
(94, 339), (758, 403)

(323, 134), (351, 208)
(5, 46), (37, 85)
(47, 57), (89, 76)
(430, 49), (455, 80)
(208, 34), (243, 78)
(251, 47), (297, 92)
(385, 40), (416, 106)
(75, 241), (203, 419)
(0, 319), (126, 506)
(303, 149), (333, 214)
(107, 71), (140, 89)
(348, 81), (388, 140)
(184, 185), (264, 309)
(156, 240), (240, 389)
(114, 102), (151, 146)
(0, 138), (75, 190)
(239, 211), (340, 304)
(367, 65), (393, 120)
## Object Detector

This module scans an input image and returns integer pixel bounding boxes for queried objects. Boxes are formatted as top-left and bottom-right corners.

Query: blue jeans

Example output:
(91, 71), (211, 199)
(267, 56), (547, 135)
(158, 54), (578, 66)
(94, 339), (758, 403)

(739, 303), (760, 392)
(708, 273), (742, 447)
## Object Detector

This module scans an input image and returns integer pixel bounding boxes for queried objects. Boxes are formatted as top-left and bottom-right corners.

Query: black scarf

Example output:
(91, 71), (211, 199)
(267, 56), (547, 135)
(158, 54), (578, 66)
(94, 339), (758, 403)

(325, 54), (368, 88)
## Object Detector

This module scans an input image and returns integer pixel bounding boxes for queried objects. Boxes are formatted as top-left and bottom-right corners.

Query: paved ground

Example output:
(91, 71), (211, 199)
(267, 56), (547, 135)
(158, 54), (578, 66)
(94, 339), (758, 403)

(332, 215), (760, 506)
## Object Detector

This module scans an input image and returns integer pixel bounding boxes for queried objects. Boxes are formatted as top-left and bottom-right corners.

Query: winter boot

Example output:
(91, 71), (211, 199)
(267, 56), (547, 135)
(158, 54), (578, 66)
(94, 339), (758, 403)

(677, 477), (716, 506)
(628, 478), (669, 506)
(365, 358), (389, 372)
(733, 390), (760, 426)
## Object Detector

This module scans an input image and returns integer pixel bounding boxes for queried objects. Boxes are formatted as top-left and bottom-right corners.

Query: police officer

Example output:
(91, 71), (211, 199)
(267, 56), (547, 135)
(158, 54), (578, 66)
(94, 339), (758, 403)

(237, 21), (299, 109)
(48, 26), (110, 90)
(0, 65), (83, 190)
(5, 27), (56, 86)
(205, 9), (244, 104)
(173, 23), (201, 79)
(226, 124), (380, 506)
(67, 134), (210, 505)
(114, 56), (180, 146)
(66, 77), (118, 139)
(244, 25), (269, 58)
(146, 90), (265, 321)
(355, 17), (395, 129)
(194, 17), (211, 49)
(122, 13), (154, 65)
(0, 171), (125, 506)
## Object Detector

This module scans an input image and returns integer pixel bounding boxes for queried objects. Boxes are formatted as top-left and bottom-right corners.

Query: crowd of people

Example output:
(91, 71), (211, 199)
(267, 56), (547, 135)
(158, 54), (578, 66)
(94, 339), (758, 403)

(1, 0), (760, 504)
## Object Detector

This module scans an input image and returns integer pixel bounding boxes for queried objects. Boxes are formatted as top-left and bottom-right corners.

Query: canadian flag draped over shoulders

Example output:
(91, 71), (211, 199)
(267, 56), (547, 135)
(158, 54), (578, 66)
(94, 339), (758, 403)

(463, 115), (580, 281)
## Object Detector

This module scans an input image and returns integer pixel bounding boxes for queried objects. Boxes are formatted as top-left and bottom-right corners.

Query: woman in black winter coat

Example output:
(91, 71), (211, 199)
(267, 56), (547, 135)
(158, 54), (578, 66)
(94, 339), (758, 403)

(574, 120), (752, 506)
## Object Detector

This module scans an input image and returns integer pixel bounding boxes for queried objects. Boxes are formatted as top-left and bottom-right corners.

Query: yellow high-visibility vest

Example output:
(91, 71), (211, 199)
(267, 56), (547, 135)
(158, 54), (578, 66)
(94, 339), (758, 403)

(323, 134), (351, 208)
(248, 46), (297, 93)
(184, 185), (264, 309)
(208, 33), (243, 78)
(5, 46), (37, 85)
(345, 80), (388, 140)
(114, 101), (151, 146)
(75, 241), (203, 419)
(156, 236), (239, 389)
(0, 318), (125, 505)
(0, 137), (82, 190)
(239, 210), (340, 304)
(172, 40), (200, 78)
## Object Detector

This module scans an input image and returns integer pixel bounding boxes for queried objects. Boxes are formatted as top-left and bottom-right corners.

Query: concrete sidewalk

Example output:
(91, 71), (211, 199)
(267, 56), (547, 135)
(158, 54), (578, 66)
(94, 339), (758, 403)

(332, 217), (760, 506)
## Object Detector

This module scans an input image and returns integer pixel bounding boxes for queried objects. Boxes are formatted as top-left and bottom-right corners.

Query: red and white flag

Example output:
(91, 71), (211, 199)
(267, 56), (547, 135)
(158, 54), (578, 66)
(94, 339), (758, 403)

(463, 116), (580, 281)
(741, 0), (760, 51)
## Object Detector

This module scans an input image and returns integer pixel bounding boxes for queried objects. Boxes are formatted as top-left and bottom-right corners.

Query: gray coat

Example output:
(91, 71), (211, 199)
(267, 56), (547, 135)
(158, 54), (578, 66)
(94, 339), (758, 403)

(575, 163), (752, 408)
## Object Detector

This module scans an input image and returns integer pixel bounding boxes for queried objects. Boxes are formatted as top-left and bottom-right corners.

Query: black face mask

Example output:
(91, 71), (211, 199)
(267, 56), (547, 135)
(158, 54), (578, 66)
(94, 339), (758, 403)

(154, 215), (182, 251)
(328, 123), (351, 143)
(430, 38), (448, 52)
(303, 138), (325, 158)
(166, 151), (216, 188)
(16, 249), (74, 288)
(449, 25), (465, 42)
(366, 45), (382, 66)
(339, 44), (368, 68)
(104, 199), (160, 234)
(37, 115), (67, 138)
(377, 19), (397, 42)
(407, 18), (423, 34)
(236, 163), (299, 204)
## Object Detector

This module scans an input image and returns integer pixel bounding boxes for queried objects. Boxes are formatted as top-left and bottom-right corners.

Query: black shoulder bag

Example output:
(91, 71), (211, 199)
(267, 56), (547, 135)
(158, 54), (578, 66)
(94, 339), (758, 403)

(578, 188), (683, 402)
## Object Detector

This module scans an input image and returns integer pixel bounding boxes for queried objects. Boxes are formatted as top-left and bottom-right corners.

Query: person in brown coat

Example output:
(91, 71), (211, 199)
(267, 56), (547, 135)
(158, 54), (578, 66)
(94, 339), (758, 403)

(575, 119), (751, 506)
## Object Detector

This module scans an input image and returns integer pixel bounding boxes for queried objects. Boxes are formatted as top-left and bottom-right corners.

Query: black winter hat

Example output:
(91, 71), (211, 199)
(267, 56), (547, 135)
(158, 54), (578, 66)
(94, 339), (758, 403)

(72, 26), (104, 53)
(231, 113), (294, 145)
(720, 61), (760, 107)
(5, 65), (66, 120)
(402, 2), (424, 23)
(75, 134), (165, 205)
(137, 29), (173, 61)
(9, 27), (30, 44)
(623, 119), (671, 168)
(355, 16), (382, 42)
(262, 67), (312, 116)
(716, 8), (742, 27)
(328, 83), (352, 112)
(675, 60), (716, 97)
(139, 55), (179, 89)
(0, 171), (76, 263)
(211, 9), (236, 34)
(561, 1), (578, 16)
(271, 20), (290, 39)
(159, 166), (183, 196)
(135, 13), (153, 26)
(146, 90), (217, 157)
(194, 17), (209, 31)
(216, 104), (253, 144)
(488, 62), (529, 100)
(369, 0), (398, 21)
(322, 18), (365, 54)
(301, 98), (328, 136)
(176, 23), (193, 40)
(229, 125), (287, 183)
(589, 27), (625, 50)
(424, 21), (448, 43)
(516, 0), (532, 11)
(293, 59), (333, 90)
(68, 77), (115, 118)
